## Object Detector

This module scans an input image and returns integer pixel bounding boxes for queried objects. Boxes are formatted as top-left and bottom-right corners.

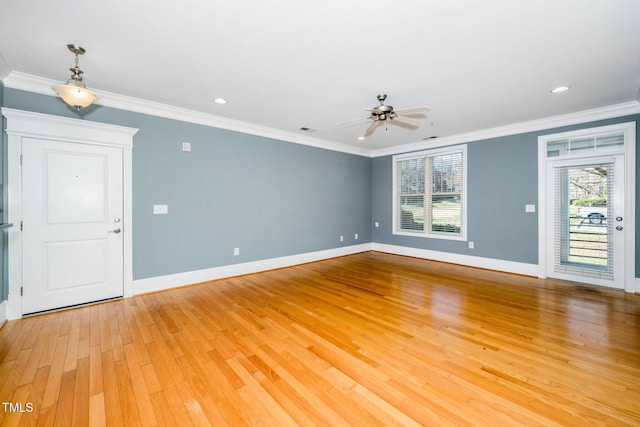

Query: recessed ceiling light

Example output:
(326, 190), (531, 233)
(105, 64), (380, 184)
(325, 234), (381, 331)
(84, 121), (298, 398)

(551, 86), (570, 94)
(214, 98), (228, 104)
(299, 127), (317, 133)
(357, 136), (365, 140)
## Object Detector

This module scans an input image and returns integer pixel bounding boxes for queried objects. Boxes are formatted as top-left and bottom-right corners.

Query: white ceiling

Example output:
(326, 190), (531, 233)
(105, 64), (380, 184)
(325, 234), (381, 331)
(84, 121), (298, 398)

(1, 0), (639, 154)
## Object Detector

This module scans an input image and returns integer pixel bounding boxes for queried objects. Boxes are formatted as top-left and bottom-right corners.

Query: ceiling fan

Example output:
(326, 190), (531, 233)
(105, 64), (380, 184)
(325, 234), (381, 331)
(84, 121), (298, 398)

(350, 94), (430, 137)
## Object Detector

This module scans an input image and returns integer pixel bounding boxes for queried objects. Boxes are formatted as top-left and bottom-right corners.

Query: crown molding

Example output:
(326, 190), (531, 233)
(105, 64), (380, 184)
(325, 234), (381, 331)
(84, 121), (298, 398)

(2, 71), (371, 157)
(371, 101), (640, 157)
(4, 71), (639, 159)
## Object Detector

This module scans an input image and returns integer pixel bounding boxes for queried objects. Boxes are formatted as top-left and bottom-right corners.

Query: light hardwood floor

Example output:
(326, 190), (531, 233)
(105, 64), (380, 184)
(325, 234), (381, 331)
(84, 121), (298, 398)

(1, 251), (639, 426)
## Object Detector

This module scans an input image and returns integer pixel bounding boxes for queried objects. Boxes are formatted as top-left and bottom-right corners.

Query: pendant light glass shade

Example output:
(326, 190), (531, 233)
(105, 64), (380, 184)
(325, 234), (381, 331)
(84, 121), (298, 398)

(52, 44), (99, 110)
(52, 82), (99, 108)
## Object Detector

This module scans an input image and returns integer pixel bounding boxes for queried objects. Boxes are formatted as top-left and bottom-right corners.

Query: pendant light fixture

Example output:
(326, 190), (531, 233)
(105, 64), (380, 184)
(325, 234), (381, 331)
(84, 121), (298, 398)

(52, 44), (99, 111)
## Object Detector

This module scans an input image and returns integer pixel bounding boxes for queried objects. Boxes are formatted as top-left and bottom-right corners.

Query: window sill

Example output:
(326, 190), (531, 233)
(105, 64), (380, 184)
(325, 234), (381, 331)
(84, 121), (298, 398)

(393, 230), (467, 241)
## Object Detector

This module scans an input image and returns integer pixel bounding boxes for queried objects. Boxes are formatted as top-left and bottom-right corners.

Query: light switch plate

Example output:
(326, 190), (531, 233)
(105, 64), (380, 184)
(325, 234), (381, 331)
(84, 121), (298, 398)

(182, 142), (191, 152)
(153, 204), (168, 215)
(525, 204), (536, 213)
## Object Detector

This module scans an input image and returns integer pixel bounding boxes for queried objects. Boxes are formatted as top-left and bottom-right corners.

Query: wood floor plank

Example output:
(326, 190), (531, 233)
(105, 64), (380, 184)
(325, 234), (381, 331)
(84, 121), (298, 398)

(23, 366), (50, 425)
(53, 369), (76, 427)
(148, 391), (175, 426)
(122, 343), (157, 426)
(1, 252), (640, 426)
(114, 358), (142, 426)
(100, 351), (123, 427)
(88, 392), (106, 427)
(71, 357), (90, 427)
(88, 345), (103, 397)
(40, 334), (68, 409)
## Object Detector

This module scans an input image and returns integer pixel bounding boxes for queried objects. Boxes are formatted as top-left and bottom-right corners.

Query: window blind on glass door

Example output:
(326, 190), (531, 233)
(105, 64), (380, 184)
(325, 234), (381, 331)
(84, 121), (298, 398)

(553, 162), (614, 280)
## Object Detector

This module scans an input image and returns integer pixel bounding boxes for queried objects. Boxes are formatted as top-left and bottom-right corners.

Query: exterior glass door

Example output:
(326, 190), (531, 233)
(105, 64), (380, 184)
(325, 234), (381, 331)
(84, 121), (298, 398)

(548, 157), (624, 288)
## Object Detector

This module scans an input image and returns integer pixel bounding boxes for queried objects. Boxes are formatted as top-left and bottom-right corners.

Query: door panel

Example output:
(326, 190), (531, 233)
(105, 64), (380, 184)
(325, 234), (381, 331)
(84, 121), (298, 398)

(22, 138), (123, 314)
(46, 151), (107, 224)
(45, 239), (107, 290)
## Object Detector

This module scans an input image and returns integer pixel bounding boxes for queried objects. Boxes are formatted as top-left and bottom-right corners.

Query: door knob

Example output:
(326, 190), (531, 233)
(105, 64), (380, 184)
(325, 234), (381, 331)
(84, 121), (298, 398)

(109, 228), (122, 234)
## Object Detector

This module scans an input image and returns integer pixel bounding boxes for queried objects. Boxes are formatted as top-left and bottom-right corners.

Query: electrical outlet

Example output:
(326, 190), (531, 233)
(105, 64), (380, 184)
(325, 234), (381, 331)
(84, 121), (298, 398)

(374, 222), (379, 228)
(182, 142), (192, 152)
(234, 247), (239, 256)
(340, 235), (344, 242)
(525, 204), (536, 213)
(355, 233), (358, 240)
(469, 241), (474, 249)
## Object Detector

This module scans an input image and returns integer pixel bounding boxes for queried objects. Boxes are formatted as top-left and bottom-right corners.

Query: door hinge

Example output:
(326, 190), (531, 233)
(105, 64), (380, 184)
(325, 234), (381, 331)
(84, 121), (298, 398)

(20, 220), (23, 231)
(20, 287), (23, 296)
(20, 154), (23, 166)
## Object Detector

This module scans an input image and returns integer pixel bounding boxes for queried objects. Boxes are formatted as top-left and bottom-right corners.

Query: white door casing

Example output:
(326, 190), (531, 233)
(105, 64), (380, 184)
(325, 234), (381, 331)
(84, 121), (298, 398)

(2, 108), (138, 319)
(538, 121), (636, 292)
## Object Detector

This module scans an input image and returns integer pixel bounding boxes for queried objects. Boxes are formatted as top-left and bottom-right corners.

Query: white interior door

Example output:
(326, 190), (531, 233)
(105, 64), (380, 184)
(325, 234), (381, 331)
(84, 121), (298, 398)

(21, 138), (124, 314)
(546, 155), (625, 289)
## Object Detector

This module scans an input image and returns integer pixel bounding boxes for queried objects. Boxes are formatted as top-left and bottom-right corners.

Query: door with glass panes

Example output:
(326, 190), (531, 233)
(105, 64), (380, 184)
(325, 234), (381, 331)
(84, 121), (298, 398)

(542, 123), (632, 290)
(546, 156), (624, 288)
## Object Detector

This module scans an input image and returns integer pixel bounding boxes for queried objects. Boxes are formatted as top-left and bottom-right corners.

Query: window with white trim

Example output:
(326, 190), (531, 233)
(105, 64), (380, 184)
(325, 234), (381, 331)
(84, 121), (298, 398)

(393, 145), (467, 240)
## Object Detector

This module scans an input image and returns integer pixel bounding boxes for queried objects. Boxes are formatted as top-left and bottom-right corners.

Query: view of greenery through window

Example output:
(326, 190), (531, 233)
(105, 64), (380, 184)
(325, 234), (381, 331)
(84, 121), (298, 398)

(566, 167), (609, 267)
(399, 152), (463, 234)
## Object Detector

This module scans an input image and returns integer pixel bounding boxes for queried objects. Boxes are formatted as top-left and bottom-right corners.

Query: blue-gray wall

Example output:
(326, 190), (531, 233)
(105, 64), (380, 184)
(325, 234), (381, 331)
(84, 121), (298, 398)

(2, 89), (372, 284)
(2, 87), (639, 304)
(372, 114), (640, 276)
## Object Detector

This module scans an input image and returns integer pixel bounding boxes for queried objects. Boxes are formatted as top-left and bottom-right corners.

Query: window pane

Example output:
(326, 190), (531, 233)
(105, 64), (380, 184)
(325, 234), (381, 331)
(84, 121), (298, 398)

(432, 153), (462, 193)
(400, 158), (425, 194)
(431, 195), (461, 233)
(596, 132), (624, 149)
(569, 136), (595, 153)
(547, 140), (568, 157)
(400, 195), (424, 231)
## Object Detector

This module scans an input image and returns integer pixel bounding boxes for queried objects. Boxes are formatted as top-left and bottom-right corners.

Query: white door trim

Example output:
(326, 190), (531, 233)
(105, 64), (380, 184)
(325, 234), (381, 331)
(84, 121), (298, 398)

(537, 121), (636, 292)
(2, 108), (138, 319)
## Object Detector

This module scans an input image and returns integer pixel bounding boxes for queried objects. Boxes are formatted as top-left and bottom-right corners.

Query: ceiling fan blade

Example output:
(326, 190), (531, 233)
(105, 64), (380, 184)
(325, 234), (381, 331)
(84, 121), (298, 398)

(401, 113), (428, 120)
(391, 115), (422, 128)
(335, 116), (372, 128)
(364, 120), (382, 137)
(393, 106), (430, 115)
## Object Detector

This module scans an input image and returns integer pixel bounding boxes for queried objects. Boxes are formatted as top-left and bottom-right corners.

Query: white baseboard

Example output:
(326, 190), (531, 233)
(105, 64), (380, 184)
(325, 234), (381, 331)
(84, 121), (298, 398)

(0, 300), (7, 328)
(133, 243), (373, 295)
(372, 243), (540, 277)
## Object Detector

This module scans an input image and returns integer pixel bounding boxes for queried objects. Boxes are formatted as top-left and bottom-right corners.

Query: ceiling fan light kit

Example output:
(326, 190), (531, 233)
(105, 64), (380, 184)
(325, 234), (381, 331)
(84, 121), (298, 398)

(51, 44), (100, 111)
(348, 94), (430, 138)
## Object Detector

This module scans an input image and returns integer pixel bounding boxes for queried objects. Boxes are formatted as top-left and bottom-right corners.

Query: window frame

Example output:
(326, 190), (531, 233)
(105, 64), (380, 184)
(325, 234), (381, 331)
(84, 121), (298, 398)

(392, 145), (468, 241)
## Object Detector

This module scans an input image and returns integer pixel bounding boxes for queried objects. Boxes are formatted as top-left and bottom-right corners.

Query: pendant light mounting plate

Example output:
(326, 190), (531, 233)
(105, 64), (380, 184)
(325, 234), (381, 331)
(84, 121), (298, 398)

(67, 44), (86, 56)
